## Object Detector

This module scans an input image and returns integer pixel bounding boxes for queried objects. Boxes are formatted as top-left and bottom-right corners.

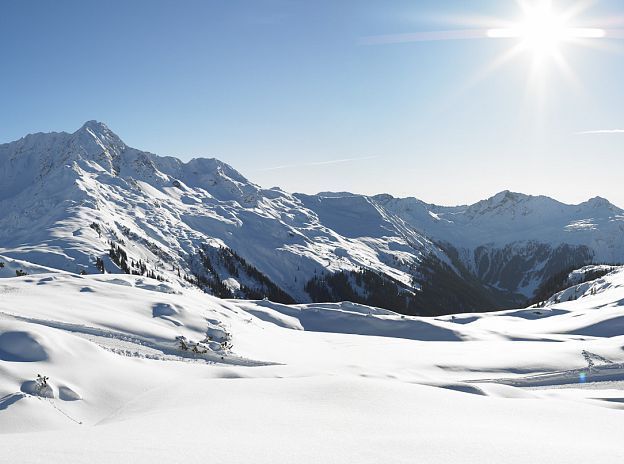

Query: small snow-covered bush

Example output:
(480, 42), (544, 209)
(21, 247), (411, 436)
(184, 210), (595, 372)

(191, 343), (208, 354)
(175, 335), (212, 355)
(175, 336), (189, 351)
(36, 374), (49, 391)
(89, 222), (102, 236)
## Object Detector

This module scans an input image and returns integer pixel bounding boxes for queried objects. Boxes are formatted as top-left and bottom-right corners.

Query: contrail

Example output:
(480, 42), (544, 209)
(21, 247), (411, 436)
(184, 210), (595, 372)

(360, 28), (624, 45)
(578, 129), (624, 135)
(360, 29), (489, 45)
(257, 155), (379, 172)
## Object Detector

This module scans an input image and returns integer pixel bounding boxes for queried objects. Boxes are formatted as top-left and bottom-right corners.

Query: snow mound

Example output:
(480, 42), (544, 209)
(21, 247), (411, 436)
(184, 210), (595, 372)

(0, 255), (64, 279)
(244, 300), (464, 341)
(0, 330), (48, 362)
(58, 385), (81, 401)
(21, 379), (54, 398)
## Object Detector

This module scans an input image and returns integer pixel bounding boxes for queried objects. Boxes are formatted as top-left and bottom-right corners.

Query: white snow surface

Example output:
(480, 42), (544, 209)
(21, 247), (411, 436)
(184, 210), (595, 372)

(1, 266), (624, 462)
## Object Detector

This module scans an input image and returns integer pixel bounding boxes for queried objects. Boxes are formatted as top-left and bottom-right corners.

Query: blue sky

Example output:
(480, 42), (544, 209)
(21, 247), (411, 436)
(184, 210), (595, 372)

(1, 0), (623, 206)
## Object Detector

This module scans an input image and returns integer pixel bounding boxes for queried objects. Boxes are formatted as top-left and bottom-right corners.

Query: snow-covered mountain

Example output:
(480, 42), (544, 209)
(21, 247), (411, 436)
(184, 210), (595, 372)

(1, 121), (623, 315)
(374, 190), (624, 297)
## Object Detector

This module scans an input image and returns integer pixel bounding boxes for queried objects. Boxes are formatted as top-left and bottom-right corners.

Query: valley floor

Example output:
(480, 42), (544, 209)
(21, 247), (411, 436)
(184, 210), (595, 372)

(1, 270), (624, 463)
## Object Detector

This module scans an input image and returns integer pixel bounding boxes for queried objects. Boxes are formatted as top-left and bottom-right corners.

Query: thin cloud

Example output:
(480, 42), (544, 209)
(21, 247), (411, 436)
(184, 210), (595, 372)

(360, 29), (488, 45)
(578, 129), (624, 135)
(257, 156), (379, 172)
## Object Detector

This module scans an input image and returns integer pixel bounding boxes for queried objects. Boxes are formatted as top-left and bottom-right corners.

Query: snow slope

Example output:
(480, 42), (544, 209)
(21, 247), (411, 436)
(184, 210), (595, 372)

(1, 265), (624, 462)
(376, 190), (624, 253)
(0, 121), (442, 308)
(375, 191), (624, 297)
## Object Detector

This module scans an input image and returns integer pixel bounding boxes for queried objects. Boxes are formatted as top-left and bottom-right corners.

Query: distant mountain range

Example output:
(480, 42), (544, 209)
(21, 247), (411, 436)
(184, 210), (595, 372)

(1, 121), (623, 315)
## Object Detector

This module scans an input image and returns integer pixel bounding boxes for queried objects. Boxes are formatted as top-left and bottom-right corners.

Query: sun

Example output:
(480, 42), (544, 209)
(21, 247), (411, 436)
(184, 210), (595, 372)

(487, 2), (605, 59)
(363, 0), (615, 97)
(491, 4), (570, 56)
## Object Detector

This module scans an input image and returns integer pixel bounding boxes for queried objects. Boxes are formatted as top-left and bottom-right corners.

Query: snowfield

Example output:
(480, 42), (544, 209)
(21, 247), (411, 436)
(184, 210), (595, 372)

(1, 265), (624, 462)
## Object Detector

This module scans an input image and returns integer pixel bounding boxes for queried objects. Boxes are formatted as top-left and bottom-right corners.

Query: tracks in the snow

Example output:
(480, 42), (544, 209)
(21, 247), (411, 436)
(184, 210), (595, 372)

(0, 310), (270, 367)
(472, 363), (624, 388)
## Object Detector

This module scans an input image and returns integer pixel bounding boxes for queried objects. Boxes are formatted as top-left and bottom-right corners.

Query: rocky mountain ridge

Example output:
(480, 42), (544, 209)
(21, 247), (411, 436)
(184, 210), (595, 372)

(1, 121), (622, 315)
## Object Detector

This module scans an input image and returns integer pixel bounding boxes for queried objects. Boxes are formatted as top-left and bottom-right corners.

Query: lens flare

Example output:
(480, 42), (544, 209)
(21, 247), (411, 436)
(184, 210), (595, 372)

(487, 2), (605, 58)
(361, 0), (621, 102)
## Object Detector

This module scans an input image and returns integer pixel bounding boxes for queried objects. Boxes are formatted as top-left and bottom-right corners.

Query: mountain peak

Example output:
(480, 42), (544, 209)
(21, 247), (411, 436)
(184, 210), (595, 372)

(73, 120), (123, 145)
(489, 190), (528, 204)
(581, 196), (620, 211)
(468, 190), (529, 213)
(77, 120), (110, 133)
(66, 121), (127, 174)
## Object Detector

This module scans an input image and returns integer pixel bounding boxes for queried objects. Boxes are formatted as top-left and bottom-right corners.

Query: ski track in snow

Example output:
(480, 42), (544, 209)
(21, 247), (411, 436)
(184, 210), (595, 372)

(0, 310), (270, 367)
(474, 364), (624, 388)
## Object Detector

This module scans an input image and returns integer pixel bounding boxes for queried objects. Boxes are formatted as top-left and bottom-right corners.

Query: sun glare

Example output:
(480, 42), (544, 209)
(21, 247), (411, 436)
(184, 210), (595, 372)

(364, 0), (618, 99)
(487, 2), (605, 58)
